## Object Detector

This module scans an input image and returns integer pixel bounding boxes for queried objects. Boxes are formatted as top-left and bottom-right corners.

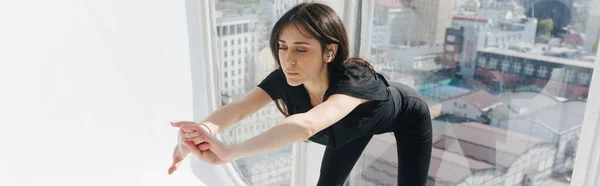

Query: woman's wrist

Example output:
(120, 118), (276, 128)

(197, 122), (213, 136)
(228, 143), (245, 160)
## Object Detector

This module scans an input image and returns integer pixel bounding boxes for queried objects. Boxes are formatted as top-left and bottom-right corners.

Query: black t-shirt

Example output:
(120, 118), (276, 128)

(258, 63), (398, 149)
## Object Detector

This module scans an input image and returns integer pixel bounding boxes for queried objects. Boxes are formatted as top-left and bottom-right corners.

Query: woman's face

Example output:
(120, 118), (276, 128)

(277, 23), (328, 86)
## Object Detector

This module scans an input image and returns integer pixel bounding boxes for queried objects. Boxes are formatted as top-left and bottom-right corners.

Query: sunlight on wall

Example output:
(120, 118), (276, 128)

(0, 1), (207, 185)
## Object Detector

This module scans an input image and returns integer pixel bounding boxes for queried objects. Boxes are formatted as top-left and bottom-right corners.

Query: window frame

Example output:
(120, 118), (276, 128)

(447, 35), (456, 42)
(571, 37), (600, 186)
(189, 0), (249, 185)
(513, 62), (521, 73)
(525, 63), (535, 75)
(446, 45), (455, 52)
(501, 60), (510, 71)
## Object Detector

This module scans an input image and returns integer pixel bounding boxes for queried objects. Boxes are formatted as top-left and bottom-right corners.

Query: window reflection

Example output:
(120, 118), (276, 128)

(210, 0), (597, 185)
(357, 0), (597, 185)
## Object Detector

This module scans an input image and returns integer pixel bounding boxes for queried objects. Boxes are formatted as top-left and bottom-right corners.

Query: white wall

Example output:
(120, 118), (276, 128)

(0, 1), (207, 185)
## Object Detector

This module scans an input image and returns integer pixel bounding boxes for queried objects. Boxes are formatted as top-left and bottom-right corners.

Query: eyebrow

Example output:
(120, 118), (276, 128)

(278, 40), (310, 45)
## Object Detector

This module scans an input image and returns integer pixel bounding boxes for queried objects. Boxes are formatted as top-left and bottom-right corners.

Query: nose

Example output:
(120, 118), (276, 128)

(281, 51), (296, 67)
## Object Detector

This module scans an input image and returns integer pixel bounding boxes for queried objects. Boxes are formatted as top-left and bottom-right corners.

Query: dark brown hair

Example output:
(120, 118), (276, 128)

(343, 57), (376, 73)
(269, 3), (374, 117)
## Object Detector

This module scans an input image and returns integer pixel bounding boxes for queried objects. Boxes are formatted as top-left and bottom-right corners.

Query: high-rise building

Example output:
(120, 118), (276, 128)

(258, 0), (302, 48)
(221, 101), (283, 144)
(255, 47), (278, 86)
(261, 0), (302, 20)
(215, 13), (259, 96)
(375, 0), (453, 46)
(442, 17), (538, 79)
(475, 46), (594, 98)
(372, 44), (444, 73)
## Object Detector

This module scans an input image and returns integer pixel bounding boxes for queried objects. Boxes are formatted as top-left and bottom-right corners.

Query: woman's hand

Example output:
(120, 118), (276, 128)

(180, 124), (236, 164)
(168, 121), (210, 175)
(182, 140), (229, 165)
(168, 129), (194, 174)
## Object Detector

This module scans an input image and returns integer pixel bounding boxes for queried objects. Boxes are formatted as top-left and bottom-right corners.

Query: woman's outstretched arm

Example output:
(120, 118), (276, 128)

(197, 87), (273, 135)
(168, 88), (272, 173)
(229, 94), (368, 159)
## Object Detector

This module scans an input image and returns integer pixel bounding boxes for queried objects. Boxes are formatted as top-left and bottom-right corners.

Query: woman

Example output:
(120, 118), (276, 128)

(168, 2), (432, 185)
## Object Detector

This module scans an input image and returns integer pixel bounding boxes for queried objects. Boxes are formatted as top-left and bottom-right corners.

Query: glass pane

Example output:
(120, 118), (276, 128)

(354, 0), (598, 185)
(213, 0), (303, 186)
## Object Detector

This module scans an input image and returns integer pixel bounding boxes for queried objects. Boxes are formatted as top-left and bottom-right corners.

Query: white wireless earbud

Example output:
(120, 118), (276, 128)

(328, 50), (334, 62)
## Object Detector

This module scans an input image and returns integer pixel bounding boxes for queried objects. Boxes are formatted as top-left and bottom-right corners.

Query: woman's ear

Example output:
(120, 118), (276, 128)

(323, 44), (339, 63)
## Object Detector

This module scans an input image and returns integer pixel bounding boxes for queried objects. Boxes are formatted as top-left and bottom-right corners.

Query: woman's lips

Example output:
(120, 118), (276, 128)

(285, 72), (299, 76)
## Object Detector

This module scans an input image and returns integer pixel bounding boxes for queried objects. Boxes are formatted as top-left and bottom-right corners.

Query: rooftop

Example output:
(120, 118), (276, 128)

(434, 114), (481, 124)
(431, 119), (458, 139)
(458, 90), (501, 110)
(491, 91), (560, 118)
(362, 123), (550, 185)
(515, 100), (586, 134)
(480, 47), (594, 69)
(431, 123), (548, 183)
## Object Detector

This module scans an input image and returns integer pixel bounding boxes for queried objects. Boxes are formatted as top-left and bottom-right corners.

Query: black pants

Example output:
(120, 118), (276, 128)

(316, 97), (433, 186)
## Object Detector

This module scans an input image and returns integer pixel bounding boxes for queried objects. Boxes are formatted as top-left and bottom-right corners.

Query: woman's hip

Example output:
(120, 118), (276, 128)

(393, 97), (433, 143)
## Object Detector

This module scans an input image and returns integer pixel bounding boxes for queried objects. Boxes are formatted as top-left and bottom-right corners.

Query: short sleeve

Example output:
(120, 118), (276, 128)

(257, 69), (285, 101)
(331, 63), (389, 101)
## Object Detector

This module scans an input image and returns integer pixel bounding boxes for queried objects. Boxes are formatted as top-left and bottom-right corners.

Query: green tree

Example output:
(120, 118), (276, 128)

(434, 56), (442, 65)
(537, 19), (554, 35)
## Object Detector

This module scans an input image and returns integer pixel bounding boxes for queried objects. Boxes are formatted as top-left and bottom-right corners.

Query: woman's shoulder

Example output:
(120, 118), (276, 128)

(331, 61), (389, 101)
(337, 60), (373, 77)
(258, 68), (287, 100)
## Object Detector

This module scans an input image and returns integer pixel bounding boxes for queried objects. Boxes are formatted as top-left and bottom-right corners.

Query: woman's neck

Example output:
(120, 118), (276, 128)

(303, 69), (329, 106)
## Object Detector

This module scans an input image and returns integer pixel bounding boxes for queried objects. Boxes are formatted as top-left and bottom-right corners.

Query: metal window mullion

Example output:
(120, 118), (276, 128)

(571, 37), (600, 186)
(342, 0), (375, 186)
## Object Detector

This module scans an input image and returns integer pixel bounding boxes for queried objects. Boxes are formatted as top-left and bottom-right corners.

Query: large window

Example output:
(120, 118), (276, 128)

(201, 0), (600, 185)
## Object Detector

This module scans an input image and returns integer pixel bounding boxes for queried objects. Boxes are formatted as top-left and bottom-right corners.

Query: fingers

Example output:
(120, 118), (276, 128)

(181, 127), (207, 145)
(191, 136), (207, 146)
(198, 142), (211, 151)
(192, 134), (229, 162)
(177, 130), (188, 149)
(171, 121), (196, 128)
(181, 124), (210, 134)
(168, 166), (176, 175)
(185, 140), (204, 157)
(179, 126), (208, 149)
(169, 146), (184, 175)
(172, 122), (211, 136)
(185, 141), (223, 165)
(184, 131), (205, 139)
(168, 163), (179, 175)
